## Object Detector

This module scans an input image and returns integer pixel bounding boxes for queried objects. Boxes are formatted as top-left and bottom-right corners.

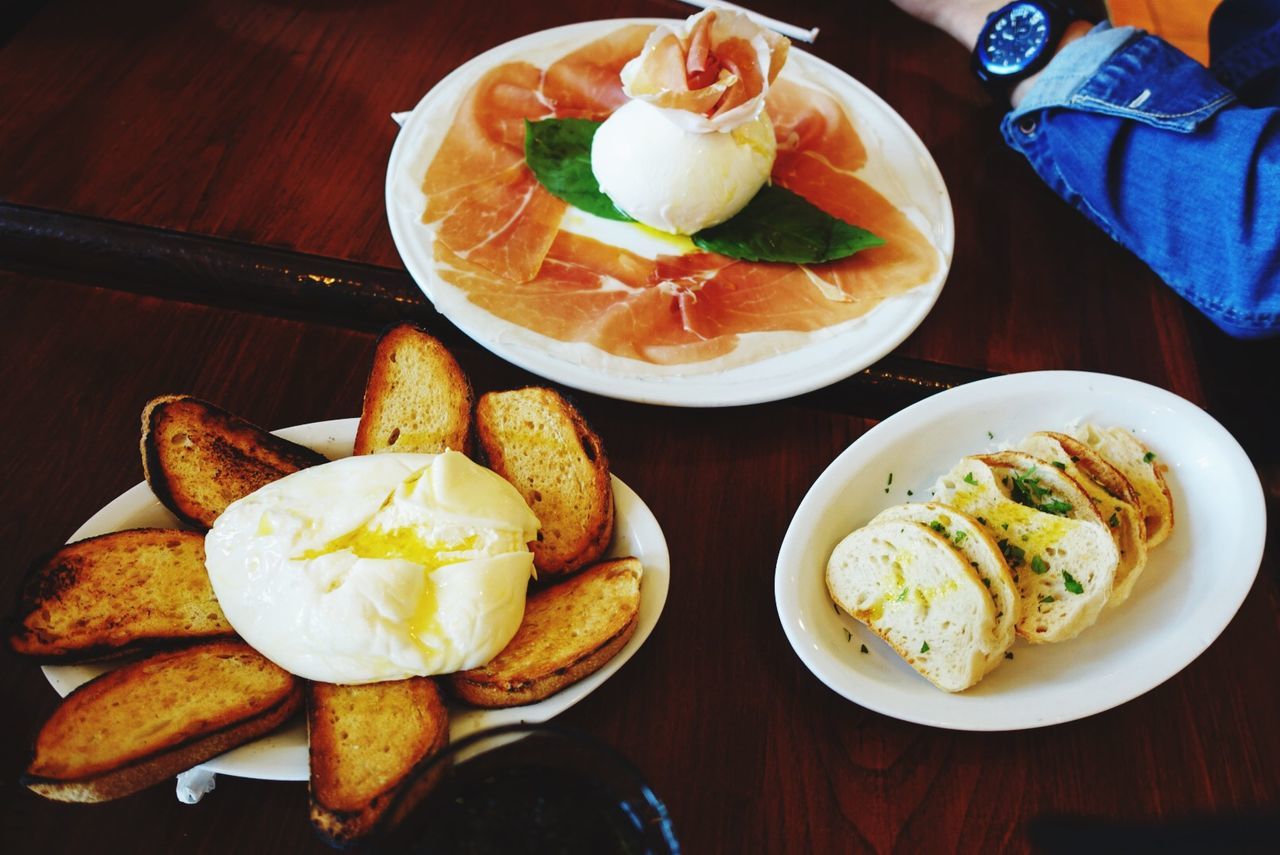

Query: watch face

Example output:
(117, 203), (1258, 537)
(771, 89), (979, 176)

(979, 2), (1051, 76)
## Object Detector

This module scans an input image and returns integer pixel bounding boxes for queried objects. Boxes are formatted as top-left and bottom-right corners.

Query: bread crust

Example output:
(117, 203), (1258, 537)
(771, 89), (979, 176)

(8, 528), (235, 662)
(23, 642), (302, 803)
(449, 557), (641, 707)
(353, 323), (474, 457)
(476, 387), (614, 577)
(307, 678), (450, 848)
(141, 395), (327, 529)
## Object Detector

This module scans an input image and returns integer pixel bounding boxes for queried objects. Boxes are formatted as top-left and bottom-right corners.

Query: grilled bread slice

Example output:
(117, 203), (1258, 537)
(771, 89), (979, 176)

(827, 521), (997, 692)
(476, 387), (613, 577)
(23, 641), (301, 803)
(450, 557), (641, 707)
(353, 323), (473, 457)
(1019, 432), (1149, 606)
(308, 678), (450, 848)
(8, 528), (234, 662)
(869, 503), (1017, 674)
(1071, 424), (1174, 548)
(933, 457), (1119, 644)
(141, 395), (327, 529)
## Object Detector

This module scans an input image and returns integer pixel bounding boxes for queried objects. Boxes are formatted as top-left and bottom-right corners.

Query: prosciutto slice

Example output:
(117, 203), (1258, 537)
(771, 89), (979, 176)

(422, 26), (940, 366)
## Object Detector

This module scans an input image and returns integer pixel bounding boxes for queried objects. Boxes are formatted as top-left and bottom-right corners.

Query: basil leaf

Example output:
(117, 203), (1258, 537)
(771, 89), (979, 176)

(692, 184), (884, 263)
(524, 117), (884, 263)
(524, 119), (633, 222)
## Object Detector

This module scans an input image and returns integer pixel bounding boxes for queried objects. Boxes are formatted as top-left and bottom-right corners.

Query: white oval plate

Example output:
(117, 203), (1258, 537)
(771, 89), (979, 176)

(43, 418), (670, 780)
(385, 18), (953, 407)
(775, 371), (1266, 730)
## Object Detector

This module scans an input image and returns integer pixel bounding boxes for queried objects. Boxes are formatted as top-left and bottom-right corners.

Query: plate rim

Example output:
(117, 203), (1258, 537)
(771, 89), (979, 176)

(774, 370), (1266, 731)
(43, 416), (671, 779)
(385, 16), (954, 407)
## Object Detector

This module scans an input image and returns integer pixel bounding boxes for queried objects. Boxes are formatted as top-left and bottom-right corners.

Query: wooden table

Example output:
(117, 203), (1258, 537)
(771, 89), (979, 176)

(2, 2), (1277, 852)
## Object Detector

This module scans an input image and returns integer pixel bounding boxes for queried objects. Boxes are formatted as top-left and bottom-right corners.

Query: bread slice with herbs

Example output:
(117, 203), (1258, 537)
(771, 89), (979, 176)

(933, 457), (1118, 643)
(827, 520), (997, 692)
(141, 395), (327, 529)
(1019, 432), (1149, 606)
(353, 323), (474, 457)
(869, 503), (1017, 674)
(22, 641), (301, 803)
(8, 528), (234, 662)
(450, 557), (641, 707)
(308, 678), (450, 848)
(475, 387), (613, 577)
(1070, 424), (1174, 549)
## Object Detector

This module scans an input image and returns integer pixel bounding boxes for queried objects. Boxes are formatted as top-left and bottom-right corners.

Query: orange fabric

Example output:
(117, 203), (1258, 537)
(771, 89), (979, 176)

(1107, 0), (1220, 65)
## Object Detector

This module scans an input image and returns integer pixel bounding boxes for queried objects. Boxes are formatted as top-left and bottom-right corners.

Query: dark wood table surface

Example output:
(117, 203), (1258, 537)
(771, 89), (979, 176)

(2, 1), (1277, 852)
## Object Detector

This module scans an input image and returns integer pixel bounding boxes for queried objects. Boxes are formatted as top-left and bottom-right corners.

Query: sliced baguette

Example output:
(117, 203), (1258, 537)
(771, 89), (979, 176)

(869, 503), (1017, 674)
(23, 641), (301, 803)
(353, 323), (473, 457)
(8, 528), (234, 662)
(933, 457), (1118, 644)
(308, 678), (450, 848)
(1071, 424), (1174, 548)
(1019, 432), (1149, 606)
(476, 387), (614, 577)
(450, 557), (641, 707)
(141, 395), (327, 529)
(827, 521), (996, 692)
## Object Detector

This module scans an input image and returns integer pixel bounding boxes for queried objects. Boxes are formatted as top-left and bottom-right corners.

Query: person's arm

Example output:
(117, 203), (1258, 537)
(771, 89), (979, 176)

(890, 0), (1280, 339)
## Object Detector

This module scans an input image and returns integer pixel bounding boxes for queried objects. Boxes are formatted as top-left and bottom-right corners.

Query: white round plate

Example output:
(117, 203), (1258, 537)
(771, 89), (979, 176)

(43, 418), (670, 780)
(775, 371), (1266, 730)
(386, 18), (953, 407)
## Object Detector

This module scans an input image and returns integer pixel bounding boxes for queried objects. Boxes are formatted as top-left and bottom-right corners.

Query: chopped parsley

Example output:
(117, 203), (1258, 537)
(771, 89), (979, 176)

(987, 431), (995, 440)
(997, 539), (1026, 568)
(976, 516), (988, 526)
(844, 628), (852, 642)
(1038, 594), (1055, 604)
(1051, 460), (1067, 470)
(1063, 571), (1084, 595)
(953, 530), (968, 545)
(1005, 651), (1014, 660)
(1009, 465), (1072, 516)
(929, 520), (947, 534)
(907, 490), (914, 496)
(920, 642), (930, 653)
(887, 472), (894, 486)
(1108, 512), (1120, 528)
(963, 472), (979, 486)
(1031, 555), (1049, 575)
(1143, 451), (1156, 463)
(860, 644), (869, 654)
(896, 587), (909, 602)
(982, 577), (991, 588)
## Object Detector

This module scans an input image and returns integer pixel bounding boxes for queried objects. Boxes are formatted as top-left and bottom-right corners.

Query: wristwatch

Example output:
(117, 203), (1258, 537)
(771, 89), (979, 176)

(971, 1), (1078, 102)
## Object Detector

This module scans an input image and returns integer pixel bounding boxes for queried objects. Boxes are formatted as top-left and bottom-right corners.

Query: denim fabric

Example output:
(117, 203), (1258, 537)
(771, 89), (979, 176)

(1000, 17), (1280, 339)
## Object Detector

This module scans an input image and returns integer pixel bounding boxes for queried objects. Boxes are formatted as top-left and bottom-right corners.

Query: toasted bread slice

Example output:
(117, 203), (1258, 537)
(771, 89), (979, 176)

(141, 395), (327, 529)
(353, 324), (473, 457)
(23, 641), (301, 803)
(828, 521), (997, 692)
(450, 557), (641, 707)
(308, 678), (449, 848)
(476, 387), (613, 577)
(934, 457), (1118, 644)
(1020, 432), (1149, 606)
(1071, 424), (1174, 549)
(8, 528), (234, 662)
(869, 503), (1017, 674)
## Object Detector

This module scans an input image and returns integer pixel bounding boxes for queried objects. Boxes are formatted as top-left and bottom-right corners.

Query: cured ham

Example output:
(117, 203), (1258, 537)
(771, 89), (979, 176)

(422, 25), (940, 366)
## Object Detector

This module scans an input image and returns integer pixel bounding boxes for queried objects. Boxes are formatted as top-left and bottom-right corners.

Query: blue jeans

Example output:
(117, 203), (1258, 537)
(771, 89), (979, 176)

(1002, 1), (1280, 339)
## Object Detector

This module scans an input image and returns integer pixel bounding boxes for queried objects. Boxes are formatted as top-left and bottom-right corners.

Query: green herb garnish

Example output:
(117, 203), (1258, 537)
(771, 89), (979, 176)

(1009, 466), (1072, 516)
(964, 472), (979, 486)
(1143, 451), (1156, 463)
(860, 643), (869, 654)
(1038, 594), (1055, 603)
(524, 119), (633, 221)
(1108, 512), (1119, 528)
(929, 520), (946, 534)
(896, 587), (909, 602)
(920, 642), (930, 653)
(1063, 571), (1084, 594)
(987, 431), (994, 440)
(1031, 555), (1049, 574)
(1051, 460), (1067, 470)
(997, 539), (1026, 568)
(953, 530), (968, 545)
(844, 628), (852, 642)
